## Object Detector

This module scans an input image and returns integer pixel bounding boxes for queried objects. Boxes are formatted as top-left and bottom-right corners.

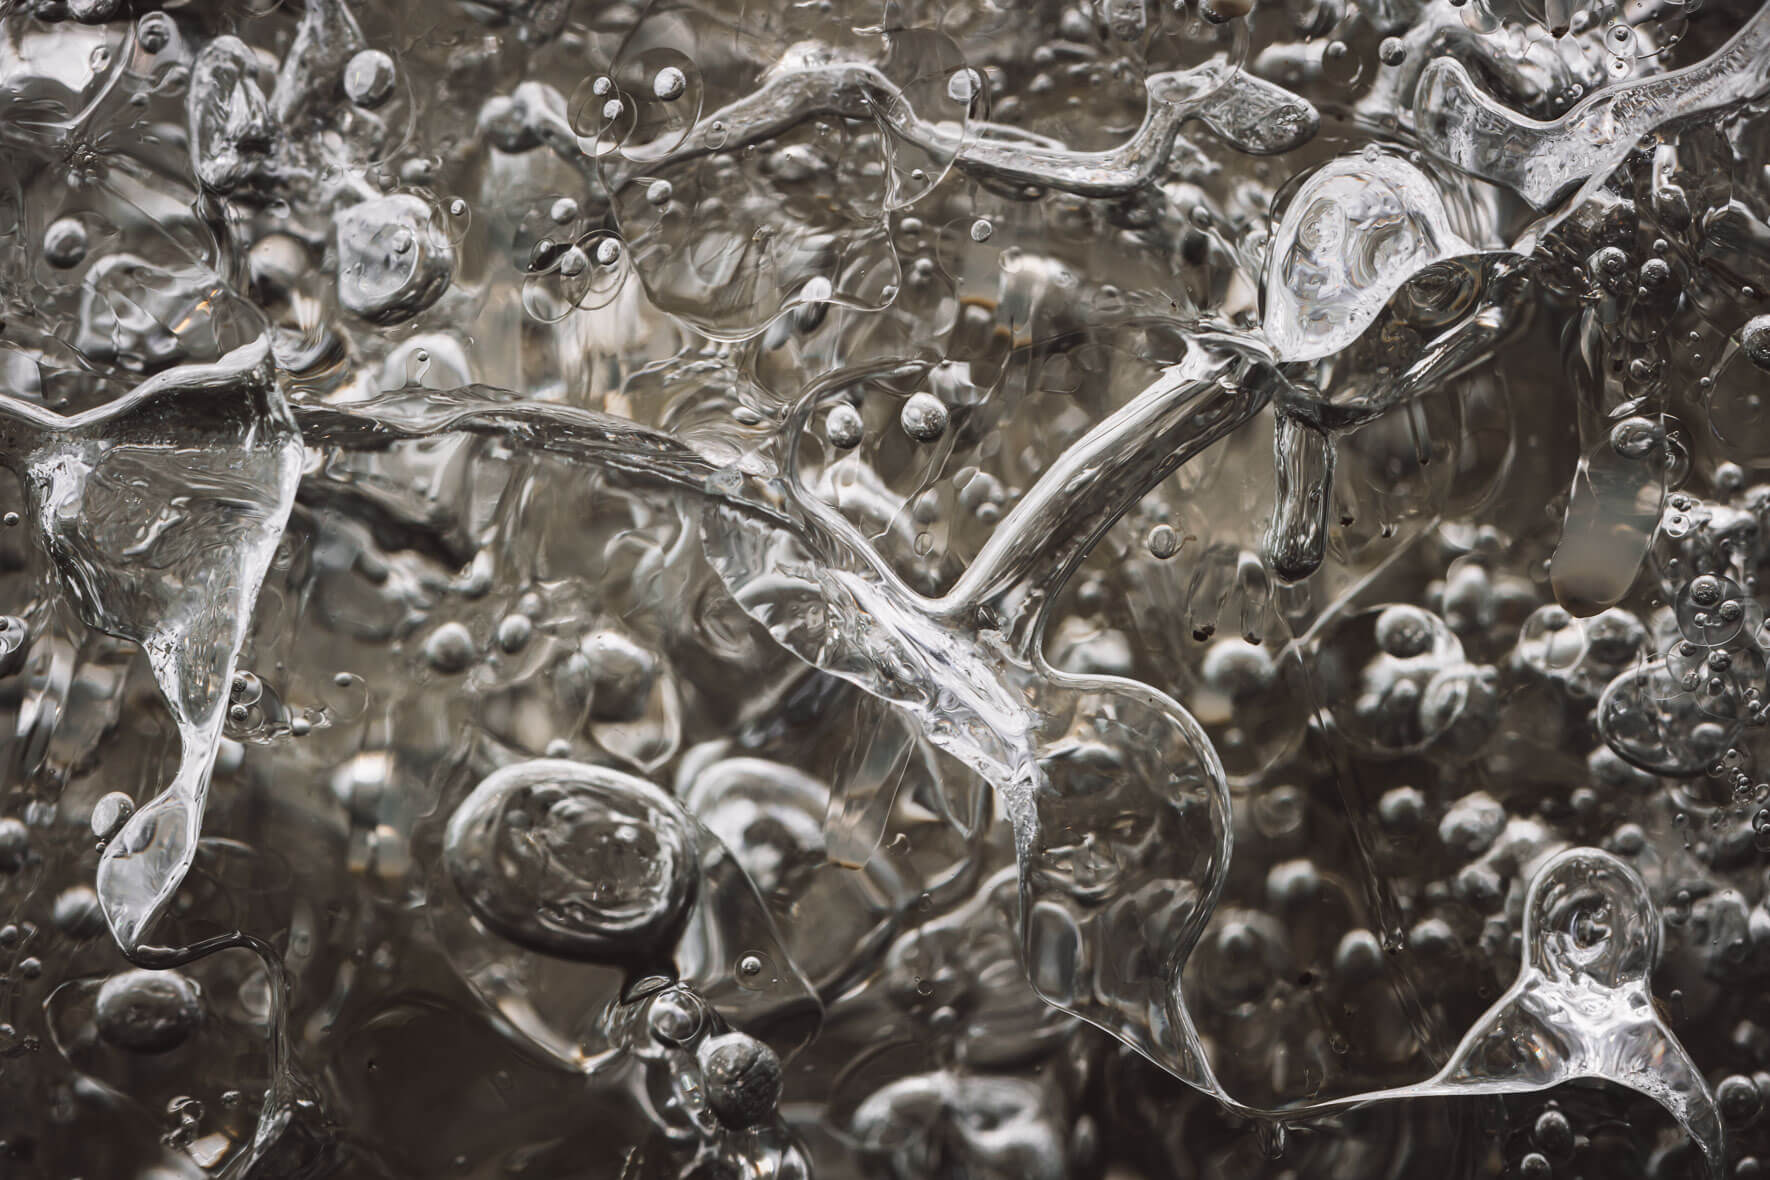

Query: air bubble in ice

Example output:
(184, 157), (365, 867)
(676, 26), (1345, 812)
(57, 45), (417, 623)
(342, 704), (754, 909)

(444, 759), (700, 963)
(94, 969), (203, 1054)
(900, 393), (949, 442)
(342, 49), (396, 109)
(335, 194), (455, 324)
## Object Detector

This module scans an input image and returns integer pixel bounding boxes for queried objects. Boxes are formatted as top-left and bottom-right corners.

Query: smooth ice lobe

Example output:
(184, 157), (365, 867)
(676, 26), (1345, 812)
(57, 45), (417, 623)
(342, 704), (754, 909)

(0, 339), (302, 953)
(1263, 152), (1475, 363)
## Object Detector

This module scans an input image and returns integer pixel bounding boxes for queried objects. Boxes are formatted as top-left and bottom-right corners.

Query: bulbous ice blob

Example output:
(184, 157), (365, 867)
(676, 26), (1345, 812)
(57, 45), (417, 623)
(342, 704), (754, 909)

(0, 340), (302, 953)
(1264, 152), (1475, 363)
(444, 758), (701, 963)
(335, 194), (455, 325)
(94, 968), (203, 1054)
(188, 36), (277, 193)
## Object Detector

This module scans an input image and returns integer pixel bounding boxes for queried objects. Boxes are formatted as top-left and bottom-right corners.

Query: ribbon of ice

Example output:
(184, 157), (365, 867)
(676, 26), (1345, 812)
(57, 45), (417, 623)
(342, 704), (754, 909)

(1414, 0), (1770, 211)
(1294, 848), (1721, 1165)
(507, 46), (1320, 197)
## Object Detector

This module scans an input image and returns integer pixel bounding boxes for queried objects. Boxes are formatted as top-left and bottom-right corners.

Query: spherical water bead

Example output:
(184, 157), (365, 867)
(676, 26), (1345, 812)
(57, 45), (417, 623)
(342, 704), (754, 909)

(645, 179), (673, 206)
(444, 760), (699, 963)
(1377, 785), (1426, 830)
(1742, 316), (1770, 373)
(594, 237), (622, 267)
(496, 613), (533, 653)
(1373, 604), (1437, 659)
(900, 393), (949, 442)
(580, 629), (657, 722)
(970, 219), (993, 243)
(825, 403), (865, 450)
(424, 622), (477, 674)
(53, 885), (106, 940)
(549, 197), (579, 224)
(698, 1032), (784, 1129)
(652, 66), (687, 101)
(1146, 524), (1179, 559)
(342, 49), (396, 109)
(1519, 1153), (1552, 1180)
(1378, 36), (1407, 64)
(95, 970), (202, 1054)
(1677, 572), (1746, 646)
(1201, 639), (1277, 698)
(1517, 605), (1585, 675)
(0, 817), (27, 872)
(645, 987), (704, 1046)
(1438, 791), (1505, 856)
(1718, 1074), (1763, 1125)
(556, 246), (588, 278)
(1334, 928), (1385, 980)
(90, 792), (134, 841)
(43, 217), (88, 269)
(1533, 1108), (1574, 1156)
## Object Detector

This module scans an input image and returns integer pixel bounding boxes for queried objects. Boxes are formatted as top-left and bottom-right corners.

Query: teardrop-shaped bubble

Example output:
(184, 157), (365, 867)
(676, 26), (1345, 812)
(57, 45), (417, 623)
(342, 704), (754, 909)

(1549, 423), (1665, 617)
(444, 758), (701, 963)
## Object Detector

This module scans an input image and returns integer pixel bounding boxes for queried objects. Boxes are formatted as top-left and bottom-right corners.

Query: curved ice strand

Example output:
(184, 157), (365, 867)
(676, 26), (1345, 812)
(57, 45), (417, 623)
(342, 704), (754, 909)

(292, 350), (1306, 1097)
(1283, 849), (1723, 1170)
(0, 340), (303, 953)
(639, 58), (1317, 195)
(1414, 0), (1770, 210)
(301, 341), (1274, 1090)
(715, 335), (1280, 1089)
(929, 333), (1278, 653)
(1355, 0), (1597, 122)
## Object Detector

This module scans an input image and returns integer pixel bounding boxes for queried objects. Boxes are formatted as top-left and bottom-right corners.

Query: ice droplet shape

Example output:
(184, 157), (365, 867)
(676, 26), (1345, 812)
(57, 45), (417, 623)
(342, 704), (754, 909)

(1264, 152), (1474, 363)
(1301, 848), (1721, 1169)
(0, 340), (301, 953)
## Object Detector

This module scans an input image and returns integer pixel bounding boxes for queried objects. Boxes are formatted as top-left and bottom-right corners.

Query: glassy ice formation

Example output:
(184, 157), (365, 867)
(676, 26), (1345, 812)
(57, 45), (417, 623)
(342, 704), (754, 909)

(5, 0), (1770, 1176)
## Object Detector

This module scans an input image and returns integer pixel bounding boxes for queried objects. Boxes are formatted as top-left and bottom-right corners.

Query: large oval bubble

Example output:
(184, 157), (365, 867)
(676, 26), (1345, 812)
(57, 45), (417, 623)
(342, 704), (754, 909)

(444, 759), (700, 964)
